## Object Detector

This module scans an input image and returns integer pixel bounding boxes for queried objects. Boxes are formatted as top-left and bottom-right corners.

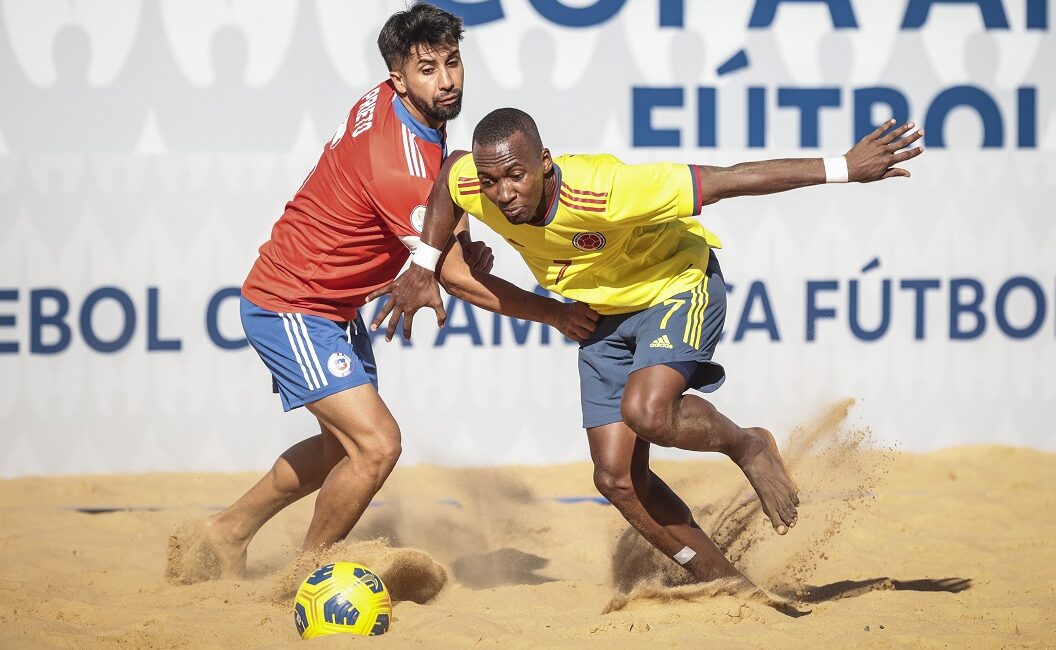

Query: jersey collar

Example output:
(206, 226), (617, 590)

(392, 95), (446, 152)
(534, 163), (562, 227)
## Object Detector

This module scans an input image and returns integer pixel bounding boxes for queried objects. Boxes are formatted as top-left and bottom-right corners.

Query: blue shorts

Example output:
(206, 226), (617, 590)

(578, 252), (726, 429)
(240, 295), (378, 412)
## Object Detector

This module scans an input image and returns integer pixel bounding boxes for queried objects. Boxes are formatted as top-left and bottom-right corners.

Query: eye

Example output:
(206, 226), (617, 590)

(511, 173), (525, 181)
(479, 178), (494, 187)
(420, 67), (435, 75)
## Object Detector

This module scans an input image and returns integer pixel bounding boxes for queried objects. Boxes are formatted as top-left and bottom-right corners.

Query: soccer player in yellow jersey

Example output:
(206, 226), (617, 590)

(371, 108), (924, 587)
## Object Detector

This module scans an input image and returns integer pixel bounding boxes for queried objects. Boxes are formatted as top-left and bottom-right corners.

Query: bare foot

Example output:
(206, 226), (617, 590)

(166, 516), (249, 584)
(735, 428), (800, 535)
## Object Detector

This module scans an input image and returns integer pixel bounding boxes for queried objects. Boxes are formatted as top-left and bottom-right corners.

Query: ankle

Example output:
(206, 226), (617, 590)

(207, 512), (253, 547)
(731, 429), (765, 467)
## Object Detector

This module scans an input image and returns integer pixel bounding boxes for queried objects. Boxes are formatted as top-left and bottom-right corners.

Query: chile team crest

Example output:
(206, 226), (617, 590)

(327, 353), (353, 378)
(572, 232), (606, 251)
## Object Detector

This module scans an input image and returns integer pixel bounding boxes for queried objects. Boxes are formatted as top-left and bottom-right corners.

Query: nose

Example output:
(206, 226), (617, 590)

(437, 66), (454, 92)
(496, 180), (515, 205)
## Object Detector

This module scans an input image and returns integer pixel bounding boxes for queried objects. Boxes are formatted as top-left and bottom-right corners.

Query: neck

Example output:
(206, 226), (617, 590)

(532, 169), (558, 224)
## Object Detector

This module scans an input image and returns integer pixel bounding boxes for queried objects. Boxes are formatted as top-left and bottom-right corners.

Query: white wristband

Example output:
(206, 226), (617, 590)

(673, 546), (697, 565)
(823, 156), (849, 183)
(411, 243), (443, 272)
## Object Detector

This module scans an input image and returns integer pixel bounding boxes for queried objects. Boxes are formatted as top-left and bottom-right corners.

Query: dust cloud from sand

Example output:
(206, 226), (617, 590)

(607, 398), (892, 611)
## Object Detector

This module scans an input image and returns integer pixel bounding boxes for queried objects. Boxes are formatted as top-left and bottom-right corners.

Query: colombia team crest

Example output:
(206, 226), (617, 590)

(572, 232), (606, 251)
(327, 352), (353, 378)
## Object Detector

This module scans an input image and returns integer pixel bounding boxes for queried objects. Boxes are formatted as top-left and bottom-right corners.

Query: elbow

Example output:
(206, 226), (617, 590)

(438, 265), (470, 300)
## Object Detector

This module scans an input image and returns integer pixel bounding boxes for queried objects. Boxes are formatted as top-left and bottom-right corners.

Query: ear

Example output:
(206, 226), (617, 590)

(389, 68), (407, 94)
(541, 148), (553, 174)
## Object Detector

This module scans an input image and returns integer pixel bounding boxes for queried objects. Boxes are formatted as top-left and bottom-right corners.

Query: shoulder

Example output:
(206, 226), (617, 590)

(449, 155), (484, 209)
(555, 154), (620, 209)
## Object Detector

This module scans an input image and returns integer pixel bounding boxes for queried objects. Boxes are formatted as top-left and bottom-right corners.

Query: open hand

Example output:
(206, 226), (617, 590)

(845, 118), (924, 182)
(366, 265), (445, 342)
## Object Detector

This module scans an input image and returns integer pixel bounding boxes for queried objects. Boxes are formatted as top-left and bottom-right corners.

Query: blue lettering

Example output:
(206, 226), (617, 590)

(697, 87), (717, 147)
(848, 276), (892, 341)
(0, 289), (16, 353)
(528, 0), (626, 28)
(425, 0), (505, 26)
(778, 88), (841, 148)
(749, 0), (858, 28)
(949, 278), (986, 339)
(206, 288), (248, 350)
(902, 0), (1009, 29)
(854, 87), (910, 142)
(925, 86), (1003, 148)
(900, 279), (941, 340)
(995, 277), (1045, 339)
(80, 287), (135, 353)
(31, 288), (71, 354)
(659, 0), (684, 27)
(147, 287), (181, 351)
(806, 280), (839, 342)
(748, 87), (767, 148)
(435, 296), (483, 346)
(1018, 87), (1037, 148)
(492, 312), (536, 346)
(632, 87), (683, 147)
(734, 281), (780, 341)
(1027, 0), (1048, 28)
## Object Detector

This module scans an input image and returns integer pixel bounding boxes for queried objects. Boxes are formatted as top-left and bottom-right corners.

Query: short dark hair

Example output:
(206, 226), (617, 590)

(377, 4), (464, 71)
(472, 108), (543, 151)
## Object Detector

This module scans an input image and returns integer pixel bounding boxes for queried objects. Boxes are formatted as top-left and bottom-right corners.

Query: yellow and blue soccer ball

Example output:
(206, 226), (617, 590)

(293, 562), (392, 639)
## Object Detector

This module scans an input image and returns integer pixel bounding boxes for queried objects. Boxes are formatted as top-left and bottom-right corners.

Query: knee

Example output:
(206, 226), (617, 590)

(351, 425), (402, 473)
(593, 466), (635, 505)
(621, 397), (677, 447)
(372, 431), (402, 470)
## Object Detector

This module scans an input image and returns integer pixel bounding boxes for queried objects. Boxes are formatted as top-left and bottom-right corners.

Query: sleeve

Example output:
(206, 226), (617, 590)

(605, 162), (702, 228)
(367, 169), (434, 245)
(447, 154), (486, 218)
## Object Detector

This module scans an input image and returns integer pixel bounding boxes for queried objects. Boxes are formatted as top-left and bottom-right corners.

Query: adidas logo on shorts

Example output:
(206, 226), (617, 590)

(650, 335), (673, 349)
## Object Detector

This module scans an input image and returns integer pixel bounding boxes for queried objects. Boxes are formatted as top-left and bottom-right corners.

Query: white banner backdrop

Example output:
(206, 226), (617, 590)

(1, 0), (1053, 476)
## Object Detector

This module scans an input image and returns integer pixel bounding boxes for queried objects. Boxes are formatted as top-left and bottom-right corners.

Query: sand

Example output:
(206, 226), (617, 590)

(1, 406), (1054, 648)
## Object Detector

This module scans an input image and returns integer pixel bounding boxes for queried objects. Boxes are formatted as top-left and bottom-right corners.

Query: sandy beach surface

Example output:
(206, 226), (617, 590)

(1, 407), (1053, 648)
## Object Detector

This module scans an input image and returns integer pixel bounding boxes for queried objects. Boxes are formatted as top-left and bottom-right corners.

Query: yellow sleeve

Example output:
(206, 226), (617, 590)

(606, 162), (699, 227)
(447, 154), (485, 217)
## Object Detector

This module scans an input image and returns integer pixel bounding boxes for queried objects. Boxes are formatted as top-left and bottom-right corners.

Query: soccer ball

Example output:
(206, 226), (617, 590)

(293, 562), (392, 638)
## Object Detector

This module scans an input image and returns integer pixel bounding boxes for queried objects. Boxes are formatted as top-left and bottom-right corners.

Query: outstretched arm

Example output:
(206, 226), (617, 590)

(696, 119), (924, 206)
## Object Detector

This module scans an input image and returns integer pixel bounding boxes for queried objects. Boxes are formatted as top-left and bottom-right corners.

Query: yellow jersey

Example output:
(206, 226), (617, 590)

(449, 153), (723, 315)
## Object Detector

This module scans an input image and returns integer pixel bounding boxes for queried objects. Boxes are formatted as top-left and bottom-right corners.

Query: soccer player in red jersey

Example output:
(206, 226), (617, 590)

(167, 5), (597, 583)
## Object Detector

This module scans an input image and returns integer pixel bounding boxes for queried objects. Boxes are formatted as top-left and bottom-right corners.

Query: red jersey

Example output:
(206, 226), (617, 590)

(242, 80), (445, 321)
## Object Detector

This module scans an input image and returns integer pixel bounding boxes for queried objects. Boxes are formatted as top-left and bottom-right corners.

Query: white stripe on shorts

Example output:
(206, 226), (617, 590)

(295, 313), (329, 388)
(279, 313), (315, 390)
(284, 313), (321, 390)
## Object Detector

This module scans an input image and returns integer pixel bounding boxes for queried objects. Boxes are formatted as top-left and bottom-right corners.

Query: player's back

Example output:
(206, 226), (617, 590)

(243, 80), (445, 322)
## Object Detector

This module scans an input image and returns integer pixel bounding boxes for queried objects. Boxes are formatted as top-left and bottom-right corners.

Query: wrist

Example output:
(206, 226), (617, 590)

(411, 243), (443, 272)
(823, 156), (849, 183)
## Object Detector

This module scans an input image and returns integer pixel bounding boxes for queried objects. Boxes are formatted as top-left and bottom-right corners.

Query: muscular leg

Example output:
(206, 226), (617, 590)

(198, 384), (400, 574)
(589, 422), (751, 584)
(301, 384), (401, 550)
(621, 364), (800, 534)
